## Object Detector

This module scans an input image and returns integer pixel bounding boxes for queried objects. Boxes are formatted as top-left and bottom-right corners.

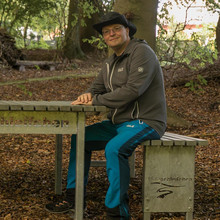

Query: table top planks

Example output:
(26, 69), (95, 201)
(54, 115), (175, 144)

(0, 100), (108, 112)
(0, 100), (208, 147)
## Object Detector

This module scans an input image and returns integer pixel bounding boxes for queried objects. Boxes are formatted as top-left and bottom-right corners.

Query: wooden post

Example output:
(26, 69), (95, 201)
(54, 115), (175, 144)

(186, 212), (193, 220)
(55, 134), (63, 195)
(75, 112), (85, 220)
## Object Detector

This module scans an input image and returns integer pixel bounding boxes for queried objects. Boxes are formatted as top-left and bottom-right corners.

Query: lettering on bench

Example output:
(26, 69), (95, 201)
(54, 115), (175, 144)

(148, 176), (193, 182)
(0, 117), (69, 128)
(151, 182), (184, 198)
(148, 176), (193, 199)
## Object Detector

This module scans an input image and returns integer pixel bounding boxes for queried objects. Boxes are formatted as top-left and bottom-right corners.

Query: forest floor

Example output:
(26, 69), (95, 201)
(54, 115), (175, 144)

(0, 50), (219, 220)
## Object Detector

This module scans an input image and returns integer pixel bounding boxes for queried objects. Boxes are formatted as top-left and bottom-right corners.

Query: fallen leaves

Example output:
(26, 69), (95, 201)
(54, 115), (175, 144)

(0, 58), (219, 219)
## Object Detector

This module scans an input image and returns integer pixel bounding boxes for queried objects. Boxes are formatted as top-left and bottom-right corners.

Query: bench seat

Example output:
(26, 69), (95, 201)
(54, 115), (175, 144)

(15, 60), (60, 71)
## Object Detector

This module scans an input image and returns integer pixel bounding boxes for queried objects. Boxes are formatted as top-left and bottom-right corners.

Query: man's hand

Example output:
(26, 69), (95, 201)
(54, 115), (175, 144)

(71, 93), (93, 105)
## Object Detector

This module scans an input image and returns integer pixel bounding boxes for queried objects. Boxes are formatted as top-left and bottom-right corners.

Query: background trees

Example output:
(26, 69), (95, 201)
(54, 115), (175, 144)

(204, 0), (220, 55)
(62, 0), (85, 59)
(0, 0), (219, 64)
(0, 0), (56, 47)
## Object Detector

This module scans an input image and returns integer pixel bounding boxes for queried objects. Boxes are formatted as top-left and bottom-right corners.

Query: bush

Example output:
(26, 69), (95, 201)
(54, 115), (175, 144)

(156, 23), (218, 69)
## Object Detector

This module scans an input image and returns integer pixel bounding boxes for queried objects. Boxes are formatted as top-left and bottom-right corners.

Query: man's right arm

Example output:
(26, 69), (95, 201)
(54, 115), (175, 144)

(71, 93), (92, 105)
(86, 69), (106, 95)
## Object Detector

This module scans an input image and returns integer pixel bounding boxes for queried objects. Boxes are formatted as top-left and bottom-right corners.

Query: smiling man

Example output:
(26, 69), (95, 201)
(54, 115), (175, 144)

(102, 24), (129, 55)
(45, 12), (167, 219)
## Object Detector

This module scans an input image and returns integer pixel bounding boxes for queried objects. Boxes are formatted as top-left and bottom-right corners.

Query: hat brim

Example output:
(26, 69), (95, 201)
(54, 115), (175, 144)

(93, 17), (136, 37)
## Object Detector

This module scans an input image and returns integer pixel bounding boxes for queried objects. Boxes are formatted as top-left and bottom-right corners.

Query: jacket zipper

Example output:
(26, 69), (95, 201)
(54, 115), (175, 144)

(131, 101), (136, 119)
(136, 101), (140, 118)
(107, 60), (119, 124)
(130, 101), (139, 119)
(109, 62), (117, 91)
(106, 63), (111, 90)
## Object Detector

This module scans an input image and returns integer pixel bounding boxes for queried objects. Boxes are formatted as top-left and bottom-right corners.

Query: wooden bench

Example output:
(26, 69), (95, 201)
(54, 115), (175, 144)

(91, 132), (208, 220)
(141, 132), (208, 220)
(15, 60), (60, 71)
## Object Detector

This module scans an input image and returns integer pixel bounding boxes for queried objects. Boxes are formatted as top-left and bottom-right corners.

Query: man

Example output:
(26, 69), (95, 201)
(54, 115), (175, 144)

(45, 12), (167, 219)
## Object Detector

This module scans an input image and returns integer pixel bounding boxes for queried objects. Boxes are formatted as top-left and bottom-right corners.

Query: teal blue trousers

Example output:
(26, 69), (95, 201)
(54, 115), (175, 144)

(67, 120), (160, 219)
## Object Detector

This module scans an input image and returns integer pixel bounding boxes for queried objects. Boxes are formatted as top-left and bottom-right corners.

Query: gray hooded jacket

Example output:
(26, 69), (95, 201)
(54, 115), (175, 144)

(87, 38), (167, 137)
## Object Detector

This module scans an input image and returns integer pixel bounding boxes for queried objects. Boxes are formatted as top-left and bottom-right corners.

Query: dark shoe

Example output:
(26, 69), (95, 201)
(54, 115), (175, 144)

(106, 205), (130, 220)
(106, 215), (130, 220)
(45, 200), (74, 213)
(106, 216), (122, 220)
(45, 188), (86, 213)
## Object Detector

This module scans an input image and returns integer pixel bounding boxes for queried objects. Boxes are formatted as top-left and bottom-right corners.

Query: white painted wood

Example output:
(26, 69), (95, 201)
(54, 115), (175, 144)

(75, 112), (85, 220)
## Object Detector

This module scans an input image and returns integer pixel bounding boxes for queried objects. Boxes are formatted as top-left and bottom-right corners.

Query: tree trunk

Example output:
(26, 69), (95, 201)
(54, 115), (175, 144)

(63, 0), (84, 60)
(0, 28), (23, 66)
(80, 13), (99, 52)
(216, 15), (220, 56)
(113, 0), (158, 51)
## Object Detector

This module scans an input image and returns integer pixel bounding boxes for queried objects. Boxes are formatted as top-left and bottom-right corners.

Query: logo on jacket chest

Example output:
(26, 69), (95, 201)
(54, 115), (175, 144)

(118, 67), (124, 72)
(138, 67), (144, 72)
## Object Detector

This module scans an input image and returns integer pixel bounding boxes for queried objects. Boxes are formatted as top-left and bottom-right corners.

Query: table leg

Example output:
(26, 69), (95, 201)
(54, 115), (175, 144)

(55, 134), (63, 195)
(186, 212), (193, 220)
(143, 212), (151, 220)
(75, 112), (85, 220)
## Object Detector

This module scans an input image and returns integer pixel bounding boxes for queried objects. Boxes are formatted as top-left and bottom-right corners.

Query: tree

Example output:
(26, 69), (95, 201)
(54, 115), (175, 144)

(62, 0), (85, 60)
(80, 0), (113, 52)
(0, 0), (54, 31)
(217, 17), (220, 55)
(204, 0), (220, 56)
(113, 0), (158, 51)
(62, 0), (102, 59)
(0, 0), (56, 47)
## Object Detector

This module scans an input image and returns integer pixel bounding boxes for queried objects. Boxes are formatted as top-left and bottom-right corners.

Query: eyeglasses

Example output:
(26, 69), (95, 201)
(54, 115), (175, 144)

(102, 25), (124, 37)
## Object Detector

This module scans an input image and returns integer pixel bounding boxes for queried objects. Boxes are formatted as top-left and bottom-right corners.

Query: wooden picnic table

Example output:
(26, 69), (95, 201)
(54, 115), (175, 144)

(0, 100), (209, 219)
(0, 100), (107, 220)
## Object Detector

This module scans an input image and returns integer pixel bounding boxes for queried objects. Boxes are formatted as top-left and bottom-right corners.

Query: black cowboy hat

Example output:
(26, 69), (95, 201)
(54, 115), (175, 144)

(93, 12), (137, 37)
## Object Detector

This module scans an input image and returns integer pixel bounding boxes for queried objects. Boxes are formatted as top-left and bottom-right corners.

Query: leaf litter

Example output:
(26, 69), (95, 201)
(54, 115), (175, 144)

(0, 59), (219, 220)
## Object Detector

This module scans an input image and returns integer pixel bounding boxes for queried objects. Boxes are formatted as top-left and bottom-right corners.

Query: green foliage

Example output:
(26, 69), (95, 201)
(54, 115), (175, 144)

(34, 65), (41, 70)
(204, 0), (220, 13)
(157, 0), (218, 70)
(27, 39), (50, 49)
(17, 84), (33, 97)
(15, 37), (25, 48)
(15, 34), (50, 49)
(0, 0), (68, 49)
(79, 1), (98, 20)
(82, 36), (107, 50)
(79, 0), (114, 51)
(0, 0), (115, 51)
(92, 0), (114, 14)
(54, 36), (64, 49)
(185, 74), (208, 93)
(0, 0), (55, 31)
